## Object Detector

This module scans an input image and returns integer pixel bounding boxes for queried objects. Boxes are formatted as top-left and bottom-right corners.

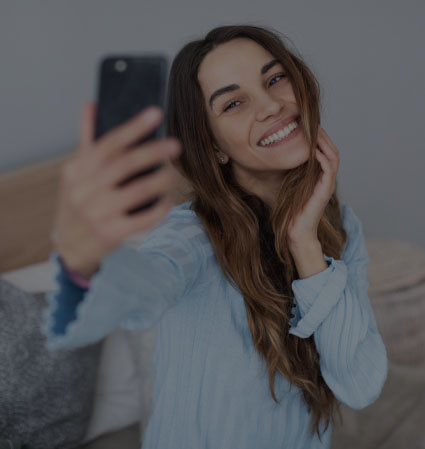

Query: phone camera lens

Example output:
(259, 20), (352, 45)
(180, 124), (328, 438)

(115, 60), (127, 72)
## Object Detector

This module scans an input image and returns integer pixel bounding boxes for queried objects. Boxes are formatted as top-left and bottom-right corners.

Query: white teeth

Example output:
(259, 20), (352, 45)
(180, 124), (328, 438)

(260, 120), (298, 147)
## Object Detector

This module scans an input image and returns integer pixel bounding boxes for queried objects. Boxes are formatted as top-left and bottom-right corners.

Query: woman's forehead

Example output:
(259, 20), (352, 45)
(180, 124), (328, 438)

(198, 40), (277, 92)
(200, 39), (273, 75)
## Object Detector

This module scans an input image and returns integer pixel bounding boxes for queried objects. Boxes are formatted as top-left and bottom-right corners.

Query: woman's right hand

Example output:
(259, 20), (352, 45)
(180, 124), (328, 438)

(52, 102), (182, 280)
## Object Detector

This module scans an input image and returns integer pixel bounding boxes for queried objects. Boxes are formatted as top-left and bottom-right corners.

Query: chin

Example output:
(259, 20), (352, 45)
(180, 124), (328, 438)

(284, 148), (310, 168)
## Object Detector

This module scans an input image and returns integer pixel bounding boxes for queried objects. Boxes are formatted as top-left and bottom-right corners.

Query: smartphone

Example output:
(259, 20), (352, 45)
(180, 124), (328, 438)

(94, 54), (168, 214)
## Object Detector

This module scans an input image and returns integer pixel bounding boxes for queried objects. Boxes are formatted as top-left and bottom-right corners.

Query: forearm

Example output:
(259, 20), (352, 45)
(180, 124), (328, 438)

(289, 239), (328, 280)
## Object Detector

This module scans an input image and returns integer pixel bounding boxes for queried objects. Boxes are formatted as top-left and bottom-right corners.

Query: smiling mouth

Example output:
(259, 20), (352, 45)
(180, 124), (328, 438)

(257, 115), (302, 147)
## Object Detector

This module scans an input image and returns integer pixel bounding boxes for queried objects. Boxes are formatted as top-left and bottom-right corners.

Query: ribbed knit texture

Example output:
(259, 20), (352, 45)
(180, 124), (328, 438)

(41, 200), (388, 449)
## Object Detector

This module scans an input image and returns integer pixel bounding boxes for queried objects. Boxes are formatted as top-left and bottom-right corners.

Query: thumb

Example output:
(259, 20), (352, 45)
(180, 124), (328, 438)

(78, 101), (97, 152)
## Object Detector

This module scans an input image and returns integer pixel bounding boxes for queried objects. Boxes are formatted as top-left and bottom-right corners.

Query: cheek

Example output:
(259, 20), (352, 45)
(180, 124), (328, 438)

(221, 121), (249, 146)
(278, 84), (297, 102)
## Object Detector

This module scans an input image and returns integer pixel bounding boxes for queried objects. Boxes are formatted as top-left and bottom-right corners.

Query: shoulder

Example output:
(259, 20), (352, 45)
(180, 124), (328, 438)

(137, 201), (208, 256)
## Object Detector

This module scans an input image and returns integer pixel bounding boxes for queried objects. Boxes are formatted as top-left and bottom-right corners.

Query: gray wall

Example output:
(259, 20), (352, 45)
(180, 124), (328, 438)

(1, 0), (424, 249)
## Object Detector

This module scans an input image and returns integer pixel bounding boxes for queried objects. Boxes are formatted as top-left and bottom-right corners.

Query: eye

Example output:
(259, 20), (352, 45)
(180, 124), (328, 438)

(269, 72), (287, 86)
(222, 73), (287, 112)
(223, 100), (241, 112)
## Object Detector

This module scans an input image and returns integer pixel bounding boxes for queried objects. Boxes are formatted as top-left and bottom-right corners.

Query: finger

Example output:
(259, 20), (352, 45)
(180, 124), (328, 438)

(109, 165), (178, 214)
(93, 140), (181, 191)
(79, 102), (96, 152)
(94, 106), (164, 162)
(315, 149), (336, 193)
(318, 127), (339, 156)
(316, 147), (339, 187)
(315, 148), (331, 171)
(108, 194), (174, 240)
(317, 132), (338, 161)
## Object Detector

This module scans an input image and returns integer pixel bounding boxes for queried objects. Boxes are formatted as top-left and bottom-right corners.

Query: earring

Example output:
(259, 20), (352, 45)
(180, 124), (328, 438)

(214, 144), (226, 164)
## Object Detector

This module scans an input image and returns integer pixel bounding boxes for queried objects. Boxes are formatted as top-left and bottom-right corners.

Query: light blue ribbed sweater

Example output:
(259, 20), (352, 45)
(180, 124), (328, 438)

(41, 200), (388, 449)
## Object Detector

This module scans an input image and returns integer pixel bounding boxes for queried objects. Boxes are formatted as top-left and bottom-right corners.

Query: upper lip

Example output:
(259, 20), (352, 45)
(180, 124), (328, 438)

(257, 115), (300, 144)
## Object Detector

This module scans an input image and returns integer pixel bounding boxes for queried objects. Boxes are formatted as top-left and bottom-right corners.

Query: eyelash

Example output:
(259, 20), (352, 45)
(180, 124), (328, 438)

(223, 73), (287, 112)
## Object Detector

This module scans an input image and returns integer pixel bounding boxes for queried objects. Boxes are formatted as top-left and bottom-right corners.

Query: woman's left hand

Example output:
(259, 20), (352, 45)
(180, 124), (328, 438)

(288, 125), (340, 245)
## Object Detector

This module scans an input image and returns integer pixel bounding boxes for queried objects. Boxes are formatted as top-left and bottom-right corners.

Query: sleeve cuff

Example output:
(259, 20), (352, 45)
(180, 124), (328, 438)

(41, 247), (127, 350)
(288, 254), (348, 338)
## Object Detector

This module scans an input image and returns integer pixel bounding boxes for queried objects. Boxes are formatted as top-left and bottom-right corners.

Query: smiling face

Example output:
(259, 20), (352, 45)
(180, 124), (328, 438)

(198, 38), (311, 207)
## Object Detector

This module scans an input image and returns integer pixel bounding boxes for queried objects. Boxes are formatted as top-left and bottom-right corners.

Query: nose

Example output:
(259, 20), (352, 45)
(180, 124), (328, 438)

(255, 93), (283, 121)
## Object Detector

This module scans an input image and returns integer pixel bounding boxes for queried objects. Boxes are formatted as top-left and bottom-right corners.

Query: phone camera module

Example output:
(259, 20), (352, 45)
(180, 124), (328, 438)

(114, 60), (127, 72)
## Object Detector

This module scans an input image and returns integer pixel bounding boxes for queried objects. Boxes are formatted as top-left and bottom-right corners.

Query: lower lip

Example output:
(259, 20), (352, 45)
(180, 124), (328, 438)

(258, 119), (302, 149)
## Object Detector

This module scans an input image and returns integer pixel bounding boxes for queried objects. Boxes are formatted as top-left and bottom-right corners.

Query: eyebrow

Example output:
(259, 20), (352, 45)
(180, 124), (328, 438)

(208, 58), (281, 110)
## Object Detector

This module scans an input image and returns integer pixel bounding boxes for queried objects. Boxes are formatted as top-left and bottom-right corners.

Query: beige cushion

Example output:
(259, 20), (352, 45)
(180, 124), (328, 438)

(366, 238), (425, 294)
(331, 239), (425, 447)
(365, 238), (425, 365)
(331, 360), (425, 448)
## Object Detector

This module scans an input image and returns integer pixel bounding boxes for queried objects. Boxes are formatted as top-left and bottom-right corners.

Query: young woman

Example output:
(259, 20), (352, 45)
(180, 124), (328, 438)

(43, 24), (388, 449)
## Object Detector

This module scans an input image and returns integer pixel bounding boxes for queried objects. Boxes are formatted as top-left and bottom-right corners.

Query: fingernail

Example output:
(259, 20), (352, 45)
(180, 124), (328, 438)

(144, 107), (162, 123)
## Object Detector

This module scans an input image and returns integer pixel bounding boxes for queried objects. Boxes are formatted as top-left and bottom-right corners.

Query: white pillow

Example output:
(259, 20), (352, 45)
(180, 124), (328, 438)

(82, 328), (141, 442)
(123, 234), (156, 442)
(126, 329), (155, 443)
(1, 259), (57, 293)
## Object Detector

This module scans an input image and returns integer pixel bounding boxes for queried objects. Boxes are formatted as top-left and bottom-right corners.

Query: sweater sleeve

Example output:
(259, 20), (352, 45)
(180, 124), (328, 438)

(41, 219), (204, 351)
(287, 203), (388, 410)
(45, 251), (87, 335)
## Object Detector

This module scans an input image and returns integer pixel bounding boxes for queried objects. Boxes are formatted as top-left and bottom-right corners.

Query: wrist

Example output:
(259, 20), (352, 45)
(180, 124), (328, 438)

(288, 237), (321, 253)
(57, 255), (92, 289)
(288, 239), (327, 280)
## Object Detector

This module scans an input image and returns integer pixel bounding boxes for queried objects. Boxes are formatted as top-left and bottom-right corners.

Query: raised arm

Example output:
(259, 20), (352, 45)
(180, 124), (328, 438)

(42, 220), (203, 351)
(288, 203), (388, 409)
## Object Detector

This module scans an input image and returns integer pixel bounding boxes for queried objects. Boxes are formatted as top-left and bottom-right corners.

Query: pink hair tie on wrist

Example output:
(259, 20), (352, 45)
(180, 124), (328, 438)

(66, 268), (92, 289)
(58, 255), (92, 290)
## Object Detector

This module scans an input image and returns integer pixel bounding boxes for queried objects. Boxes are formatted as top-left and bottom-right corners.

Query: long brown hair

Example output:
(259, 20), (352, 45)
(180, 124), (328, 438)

(165, 24), (347, 441)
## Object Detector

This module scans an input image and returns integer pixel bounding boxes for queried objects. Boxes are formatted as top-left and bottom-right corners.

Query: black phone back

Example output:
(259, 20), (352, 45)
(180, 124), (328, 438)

(94, 54), (168, 214)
